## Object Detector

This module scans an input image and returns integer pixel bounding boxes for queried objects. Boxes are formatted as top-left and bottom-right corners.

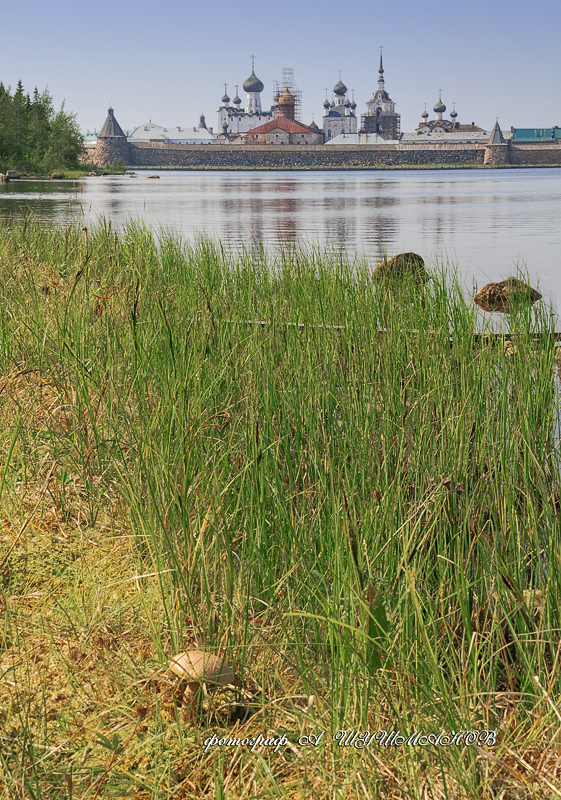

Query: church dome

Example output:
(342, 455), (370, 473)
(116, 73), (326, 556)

(279, 88), (295, 105)
(243, 72), (264, 93)
(450, 108), (457, 119)
(344, 99), (351, 108)
(323, 98), (330, 108)
(222, 93), (230, 104)
(351, 100), (357, 109)
(333, 79), (347, 96)
(422, 109), (429, 119)
(233, 94), (241, 105)
(433, 96), (446, 114)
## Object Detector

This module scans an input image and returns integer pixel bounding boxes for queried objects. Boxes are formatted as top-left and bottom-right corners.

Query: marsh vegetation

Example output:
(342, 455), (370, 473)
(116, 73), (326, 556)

(0, 220), (560, 798)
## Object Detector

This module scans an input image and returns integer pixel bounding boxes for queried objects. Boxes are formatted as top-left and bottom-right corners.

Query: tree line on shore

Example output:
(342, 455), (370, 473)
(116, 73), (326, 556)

(0, 80), (84, 174)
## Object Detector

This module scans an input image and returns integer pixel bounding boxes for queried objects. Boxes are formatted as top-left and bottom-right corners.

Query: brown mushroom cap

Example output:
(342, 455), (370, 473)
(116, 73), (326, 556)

(169, 651), (235, 687)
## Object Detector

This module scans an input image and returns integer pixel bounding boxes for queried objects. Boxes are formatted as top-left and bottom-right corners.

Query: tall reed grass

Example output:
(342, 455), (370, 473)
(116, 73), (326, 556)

(0, 218), (559, 798)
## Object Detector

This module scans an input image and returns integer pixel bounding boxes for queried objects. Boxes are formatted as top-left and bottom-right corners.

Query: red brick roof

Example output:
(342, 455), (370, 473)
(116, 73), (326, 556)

(248, 116), (319, 135)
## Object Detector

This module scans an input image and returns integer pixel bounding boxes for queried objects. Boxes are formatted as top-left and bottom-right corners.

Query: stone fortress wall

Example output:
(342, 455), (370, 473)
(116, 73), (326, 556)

(128, 141), (485, 168)
(94, 139), (561, 170)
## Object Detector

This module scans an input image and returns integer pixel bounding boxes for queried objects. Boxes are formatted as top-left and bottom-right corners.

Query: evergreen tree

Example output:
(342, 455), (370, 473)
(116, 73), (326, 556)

(0, 83), (14, 164)
(0, 79), (84, 172)
(11, 80), (30, 163)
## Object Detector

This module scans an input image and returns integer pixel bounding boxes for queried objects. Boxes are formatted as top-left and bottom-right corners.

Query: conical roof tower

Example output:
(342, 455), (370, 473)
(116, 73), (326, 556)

(99, 107), (126, 138)
(95, 106), (130, 166)
(488, 119), (505, 144)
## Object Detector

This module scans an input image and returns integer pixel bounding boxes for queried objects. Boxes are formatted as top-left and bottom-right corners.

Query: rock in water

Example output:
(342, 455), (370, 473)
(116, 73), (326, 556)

(6, 170), (20, 179)
(373, 252), (428, 290)
(474, 278), (541, 313)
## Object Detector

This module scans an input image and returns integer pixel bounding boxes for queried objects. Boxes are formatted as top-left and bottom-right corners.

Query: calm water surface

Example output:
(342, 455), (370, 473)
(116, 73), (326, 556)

(1, 168), (560, 307)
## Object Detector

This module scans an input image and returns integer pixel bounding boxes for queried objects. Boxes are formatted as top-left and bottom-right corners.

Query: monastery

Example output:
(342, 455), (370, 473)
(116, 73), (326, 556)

(90, 53), (561, 168)
(92, 53), (493, 155)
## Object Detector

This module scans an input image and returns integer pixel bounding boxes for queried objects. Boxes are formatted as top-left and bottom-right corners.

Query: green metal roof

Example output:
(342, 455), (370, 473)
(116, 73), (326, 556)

(512, 127), (561, 142)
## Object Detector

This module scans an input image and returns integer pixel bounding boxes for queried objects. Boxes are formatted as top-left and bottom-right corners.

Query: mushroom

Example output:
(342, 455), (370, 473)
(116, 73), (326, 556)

(168, 650), (236, 721)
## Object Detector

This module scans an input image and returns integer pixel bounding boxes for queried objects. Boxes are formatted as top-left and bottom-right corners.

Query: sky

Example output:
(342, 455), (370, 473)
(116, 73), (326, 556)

(1, 0), (560, 136)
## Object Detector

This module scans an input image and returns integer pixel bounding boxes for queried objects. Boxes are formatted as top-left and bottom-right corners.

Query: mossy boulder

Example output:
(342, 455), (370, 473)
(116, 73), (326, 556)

(373, 252), (428, 291)
(474, 277), (541, 313)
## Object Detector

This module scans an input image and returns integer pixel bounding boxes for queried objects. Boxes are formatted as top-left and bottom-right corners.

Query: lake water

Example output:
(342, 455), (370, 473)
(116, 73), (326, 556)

(1, 167), (560, 309)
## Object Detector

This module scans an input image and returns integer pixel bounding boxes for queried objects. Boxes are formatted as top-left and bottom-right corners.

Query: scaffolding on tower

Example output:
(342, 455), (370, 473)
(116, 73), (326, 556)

(273, 68), (302, 121)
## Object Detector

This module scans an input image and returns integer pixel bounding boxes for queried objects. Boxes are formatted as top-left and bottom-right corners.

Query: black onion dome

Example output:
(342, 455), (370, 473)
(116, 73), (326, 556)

(422, 109), (429, 119)
(323, 98), (330, 108)
(433, 96), (446, 113)
(243, 72), (264, 93)
(333, 79), (347, 95)
(233, 94), (241, 104)
(450, 109), (457, 119)
(222, 94), (230, 104)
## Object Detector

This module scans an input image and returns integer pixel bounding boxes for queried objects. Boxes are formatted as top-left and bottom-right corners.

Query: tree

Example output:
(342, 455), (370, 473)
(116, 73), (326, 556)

(0, 79), (84, 172)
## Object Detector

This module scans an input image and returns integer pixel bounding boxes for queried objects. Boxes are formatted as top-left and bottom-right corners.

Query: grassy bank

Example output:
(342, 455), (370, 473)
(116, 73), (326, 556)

(0, 220), (560, 798)
(1, 163), (127, 180)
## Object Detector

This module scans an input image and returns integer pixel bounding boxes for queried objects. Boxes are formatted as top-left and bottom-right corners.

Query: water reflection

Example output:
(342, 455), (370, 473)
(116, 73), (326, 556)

(1, 169), (561, 308)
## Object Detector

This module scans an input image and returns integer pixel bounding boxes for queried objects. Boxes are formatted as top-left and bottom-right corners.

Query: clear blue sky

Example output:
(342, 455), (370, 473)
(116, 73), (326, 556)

(1, 0), (559, 135)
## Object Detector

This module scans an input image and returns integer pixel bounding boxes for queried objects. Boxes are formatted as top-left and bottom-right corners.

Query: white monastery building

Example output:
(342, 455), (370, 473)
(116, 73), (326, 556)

(322, 78), (357, 141)
(218, 58), (275, 136)
(401, 92), (489, 142)
(128, 115), (215, 144)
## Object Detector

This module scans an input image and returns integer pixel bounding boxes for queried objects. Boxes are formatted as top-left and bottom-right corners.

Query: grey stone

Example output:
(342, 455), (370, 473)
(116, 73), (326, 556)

(6, 170), (20, 179)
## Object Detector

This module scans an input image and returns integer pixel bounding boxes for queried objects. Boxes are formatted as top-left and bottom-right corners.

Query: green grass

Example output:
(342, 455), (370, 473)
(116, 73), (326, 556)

(0, 219), (560, 798)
